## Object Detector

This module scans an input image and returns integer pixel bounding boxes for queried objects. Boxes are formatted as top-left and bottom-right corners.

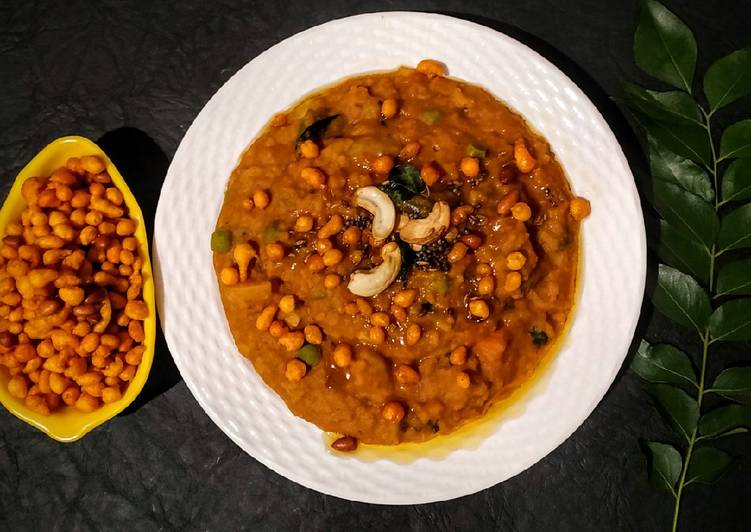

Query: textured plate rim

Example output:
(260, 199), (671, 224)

(154, 11), (646, 504)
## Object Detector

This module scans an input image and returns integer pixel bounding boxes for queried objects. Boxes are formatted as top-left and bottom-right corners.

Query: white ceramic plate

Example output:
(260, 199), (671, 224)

(154, 12), (646, 504)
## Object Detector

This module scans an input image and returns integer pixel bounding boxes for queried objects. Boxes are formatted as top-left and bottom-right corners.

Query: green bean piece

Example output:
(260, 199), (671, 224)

(420, 110), (441, 125)
(297, 344), (322, 366)
(262, 221), (282, 244)
(465, 143), (487, 158)
(211, 229), (232, 253)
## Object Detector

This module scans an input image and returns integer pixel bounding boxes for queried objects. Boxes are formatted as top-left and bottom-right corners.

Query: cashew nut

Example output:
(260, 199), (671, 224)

(354, 186), (395, 244)
(398, 201), (450, 245)
(347, 242), (402, 297)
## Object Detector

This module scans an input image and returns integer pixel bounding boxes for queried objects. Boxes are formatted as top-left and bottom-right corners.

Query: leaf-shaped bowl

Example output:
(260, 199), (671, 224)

(0, 136), (156, 442)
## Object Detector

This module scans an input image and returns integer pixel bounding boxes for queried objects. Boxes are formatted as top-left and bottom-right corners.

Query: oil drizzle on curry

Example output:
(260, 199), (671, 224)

(212, 60), (591, 448)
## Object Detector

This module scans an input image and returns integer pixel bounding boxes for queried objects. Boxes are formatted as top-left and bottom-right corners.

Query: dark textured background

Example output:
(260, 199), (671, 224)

(1, 1), (749, 530)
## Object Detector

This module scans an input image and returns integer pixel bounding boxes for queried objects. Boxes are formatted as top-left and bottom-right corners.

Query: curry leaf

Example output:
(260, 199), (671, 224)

(394, 235), (415, 286)
(715, 259), (751, 298)
(645, 441), (683, 494)
(389, 164), (425, 195)
(632, 341), (697, 388)
(698, 404), (751, 439)
(657, 220), (711, 284)
(649, 139), (713, 202)
(653, 180), (717, 249)
(720, 119), (751, 160)
(704, 47), (751, 112)
(529, 328), (549, 346)
(379, 164), (426, 206)
(710, 367), (751, 406)
(634, 0), (697, 92)
(649, 384), (700, 441)
(295, 114), (339, 151)
(685, 447), (731, 485)
(708, 299), (751, 342)
(628, 0), (750, 520)
(400, 196), (434, 219)
(717, 203), (751, 253)
(379, 180), (410, 204)
(623, 82), (702, 125)
(653, 264), (711, 334)
(720, 158), (751, 205)
(634, 113), (710, 166)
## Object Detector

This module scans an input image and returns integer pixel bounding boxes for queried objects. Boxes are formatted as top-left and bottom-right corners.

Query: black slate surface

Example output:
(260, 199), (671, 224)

(0, 1), (749, 530)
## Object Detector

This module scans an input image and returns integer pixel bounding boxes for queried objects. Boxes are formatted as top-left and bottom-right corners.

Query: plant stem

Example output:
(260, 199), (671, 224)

(671, 107), (720, 532)
(671, 329), (710, 532)
(700, 108), (720, 210)
(705, 112), (718, 294)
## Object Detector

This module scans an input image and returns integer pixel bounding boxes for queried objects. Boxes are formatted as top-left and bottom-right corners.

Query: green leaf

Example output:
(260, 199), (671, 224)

(698, 404), (751, 438)
(715, 259), (751, 298)
(634, 113), (710, 166)
(720, 159), (751, 205)
(710, 367), (751, 406)
(394, 235), (415, 284)
(708, 299), (751, 342)
(632, 341), (697, 387)
(652, 180), (717, 249)
(401, 195), (434, 219)
(379, 164), (427, 205)
(685, 446), (731, 485)
(295, 114), (339, 152)
(657, 220), (711, 284)
(704, 47), (751, 112)
(649, 384), (700, 441)
(634, 0), (697, 92)
(529, 327), (549, 346)
(720, 119), (751, 160)
(390, 164), (425, 195)
(623, 82), (702, 125)
(717, 203), (751, 253)
(652, 264), (711, 334)
(645, 441), (682, 493)
(649, 138), (713, 202)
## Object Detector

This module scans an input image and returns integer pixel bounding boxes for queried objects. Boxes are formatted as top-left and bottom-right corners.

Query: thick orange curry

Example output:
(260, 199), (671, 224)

(212, 60), (590, 449)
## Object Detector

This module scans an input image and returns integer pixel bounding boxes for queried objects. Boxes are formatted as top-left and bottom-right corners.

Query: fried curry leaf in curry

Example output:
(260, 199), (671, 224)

(379, 164), (434, 218)
(529, 328), (549, 347)
(295, 114), (339, 152)
(401, 195), (434, 219)
(394, 235), (415, 286)
(379, 164), (424, 199)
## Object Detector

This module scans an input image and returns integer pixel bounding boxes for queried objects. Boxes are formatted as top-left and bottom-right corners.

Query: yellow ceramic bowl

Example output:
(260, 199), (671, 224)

(0, 136), (156, 442)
